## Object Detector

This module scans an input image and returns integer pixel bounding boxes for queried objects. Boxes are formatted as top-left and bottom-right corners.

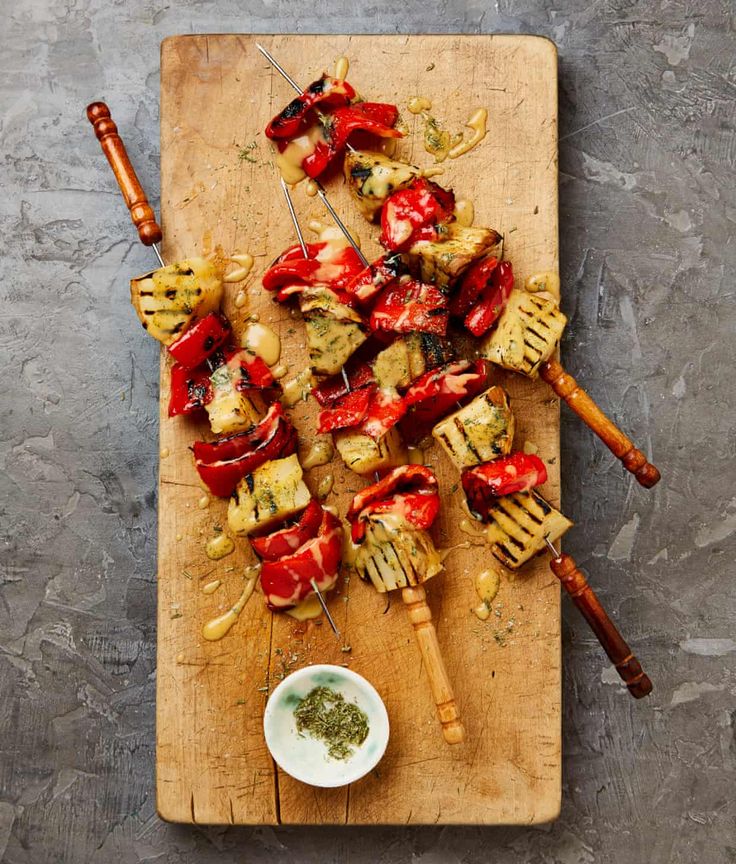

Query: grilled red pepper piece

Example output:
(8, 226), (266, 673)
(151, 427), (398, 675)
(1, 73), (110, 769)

(265, 75), (356, 140)
(317, 385), (376, 433)
(250, 499), (324, 561)
(300, 102), (403, 178)
(358, 388), (407, 440)
(167, 313), (231, 370)
(259, 509), (343, 610)
(192, 403), (297, 497)
(347, 465), (440, 543)
(370, 280), (449, 335)
(380, 178), (455, 250)
(462, 453), (548, 520)
(262, 241), (364, 303)
(343, 252), (404, 305)
(398, 360), (492, 445)
(312, 361), (375, 406)
(168, 363), (213, 417)
(452, 258), (514, 337)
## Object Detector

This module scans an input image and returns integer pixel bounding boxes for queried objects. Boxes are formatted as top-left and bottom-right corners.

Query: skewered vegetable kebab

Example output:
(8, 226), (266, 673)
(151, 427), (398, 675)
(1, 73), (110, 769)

(87, 102), (343, 617)
(345, 151), (661, 489)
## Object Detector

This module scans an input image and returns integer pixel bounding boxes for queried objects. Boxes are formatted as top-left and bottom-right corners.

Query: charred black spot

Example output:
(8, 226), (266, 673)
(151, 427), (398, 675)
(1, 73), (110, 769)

(351, 165), (374, 181)
(245, 474), (255, 493)
(307, 76), (327, 94)
(165, 289), (177, 300)
(203, 336), (215, 351)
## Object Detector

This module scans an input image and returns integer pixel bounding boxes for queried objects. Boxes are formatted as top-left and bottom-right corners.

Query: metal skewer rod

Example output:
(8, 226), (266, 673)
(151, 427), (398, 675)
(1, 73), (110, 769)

(279, 177), (309, 257)
(310, 578), (341, 638)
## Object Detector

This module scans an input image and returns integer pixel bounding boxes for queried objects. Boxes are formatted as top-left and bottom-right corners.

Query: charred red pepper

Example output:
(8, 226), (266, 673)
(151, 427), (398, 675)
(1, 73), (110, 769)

(299, 102), (403, 179)
(451, 258), (514, 337)
(250, 499), (324, 561)
(167, 313), (232, 370)
(462, 453), (548, 520)
(192, 403), (297, 497)
(398, 360), (492, 445)
(259, 508), (343, 610)
(343, 252), (404, 305)
(265, 75), (356, 140)
(317, 385), (376, 433)
(262, 241), (364, 303)
(379, 179), (455, 250)
(358, 388), (407, 440)
(370, 279), (449, 336)
(312, 361), (375, 407)
(347, 465), (440, 543)
(168, 363), (213, 417)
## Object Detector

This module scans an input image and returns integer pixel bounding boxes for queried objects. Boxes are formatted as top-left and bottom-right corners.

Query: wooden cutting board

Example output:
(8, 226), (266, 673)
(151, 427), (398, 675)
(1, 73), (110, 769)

(156, 33), (561, 825)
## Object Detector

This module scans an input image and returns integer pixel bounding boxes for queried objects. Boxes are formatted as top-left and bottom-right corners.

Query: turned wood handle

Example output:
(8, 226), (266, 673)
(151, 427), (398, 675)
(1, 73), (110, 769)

(86, 101), (163, 247)
(401, 585), (465, 744)
(549, 551), (652, 699)
(539, 359), (660, 488)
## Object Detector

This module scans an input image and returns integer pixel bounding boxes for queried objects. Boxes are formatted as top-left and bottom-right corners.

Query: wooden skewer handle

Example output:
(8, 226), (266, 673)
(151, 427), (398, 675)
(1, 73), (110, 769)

(86, 101), (163, 247)
(401, 585), (465, 744)
(539, 359), (660, 488)
(549, 552), (652, 699)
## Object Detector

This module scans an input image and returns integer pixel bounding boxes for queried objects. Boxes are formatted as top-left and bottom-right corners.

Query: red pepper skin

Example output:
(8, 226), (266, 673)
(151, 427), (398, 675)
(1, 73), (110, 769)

(379, 179), (455, 251)
(168, 363), (213, 417)
(259, 509), (343, 610)
(300, 102), (403, 179)
(312, 362), (375, 407)
(250, 499), (324, 561)
(347, 465), (440, 543)
(370, 280), (449, 336)
(464, 260), (514, 337)
(343, 253), (404, 305)
(461, 453), (548, 520)
(265, 75), (356, 140)
(192, 403), (297, 497)
(358, 388), (407, 440)
(167, 313), (232, 370)
(450, 256), (499, 318)
(317, 385), (376, 433)
(262, 241), (364, 304)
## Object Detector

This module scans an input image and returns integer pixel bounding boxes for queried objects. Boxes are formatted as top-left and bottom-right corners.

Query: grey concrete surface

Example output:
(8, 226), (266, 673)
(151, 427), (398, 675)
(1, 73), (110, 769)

(1, 0), (735, 861)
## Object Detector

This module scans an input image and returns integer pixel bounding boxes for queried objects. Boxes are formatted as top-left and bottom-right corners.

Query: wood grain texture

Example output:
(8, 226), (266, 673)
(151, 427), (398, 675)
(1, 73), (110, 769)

(157, 33), (560, 826)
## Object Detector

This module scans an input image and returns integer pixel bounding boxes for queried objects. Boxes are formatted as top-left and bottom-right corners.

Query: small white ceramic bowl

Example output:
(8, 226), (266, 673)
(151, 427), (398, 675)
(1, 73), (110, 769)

(263, 664), (389, 788)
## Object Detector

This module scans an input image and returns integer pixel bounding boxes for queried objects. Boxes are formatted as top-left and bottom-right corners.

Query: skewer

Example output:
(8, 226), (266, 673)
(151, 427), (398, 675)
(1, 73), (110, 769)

(543, 536), (652, 698)
(309, 578), (341, 637)
(279, 177), (308, 257)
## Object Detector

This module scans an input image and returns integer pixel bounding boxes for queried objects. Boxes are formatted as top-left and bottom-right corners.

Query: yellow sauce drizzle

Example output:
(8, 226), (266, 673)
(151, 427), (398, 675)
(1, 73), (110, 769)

(474, 567), (501, 621)
(454, 199), (475, 227)
(271, 363), (289, 380)
(305, 179), (319, 198)
(423, 114), (454, 162)
(202, 575), (257, 641)
(459, 518), (486, 539)
(302, 437), (334, 470)
(317, 473), (334, 499)
(241, 322), (281, 366)
(407, 447), (424, 465)
(276, 126), (325, 185)
(448, 108), (488, 160)
(421, 166), (445, 179)
(525, 271), (560, 295)
(206, 533), (235, 560)
(282, 368), (314, 407)
(523, 440), (539, 455)
(408, 96), (432, 115)
(197, 495), (210, 510)
(334, 55), (350, 81)
(234, 290), (248, 308)
(160, 447), (170, 459)
(202, 579), (223, 595)
(286, 593), (323, 621)
(223, 252), (255, 283)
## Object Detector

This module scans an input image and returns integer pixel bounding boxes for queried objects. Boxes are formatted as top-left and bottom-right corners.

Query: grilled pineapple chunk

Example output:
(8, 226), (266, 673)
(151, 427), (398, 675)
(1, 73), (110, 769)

(432, 386), (515, 469)
(373, 333), (455, 389)
(407, 225), (503, 290)
(484, 489), (572, 570)
(334, 426), (407, 476)
(300, 288), (367, 376)
(354, 515), (443, 592)
(205, 361), (262, 435)
(480, 290), (567, 378)
(130, 258), (222, 345)
(344, 150), (422, 221)
(227, 454), (310, 537)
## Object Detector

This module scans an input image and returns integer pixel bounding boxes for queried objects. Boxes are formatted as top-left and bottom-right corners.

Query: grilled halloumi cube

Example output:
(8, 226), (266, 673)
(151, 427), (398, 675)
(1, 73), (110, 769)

(334, 426), (407, 476)
(373, 333), (455, 390)
(130, 257), (222, 345)
(407, 225), (503, 290)
(484, 489), (572, 569)
(300, 288), (367, 376)
(205, 361), (262, 435)
(354, 515), (443, 592)
(432, 386), (515, 469)
(344, 150), (422, 222)
(480, 290), (567, 378)
(227, 454), (310, 537)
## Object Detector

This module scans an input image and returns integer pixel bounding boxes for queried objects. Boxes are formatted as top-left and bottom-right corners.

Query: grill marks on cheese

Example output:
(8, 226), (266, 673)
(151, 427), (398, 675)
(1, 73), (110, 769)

(485, 490), (572, 569)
